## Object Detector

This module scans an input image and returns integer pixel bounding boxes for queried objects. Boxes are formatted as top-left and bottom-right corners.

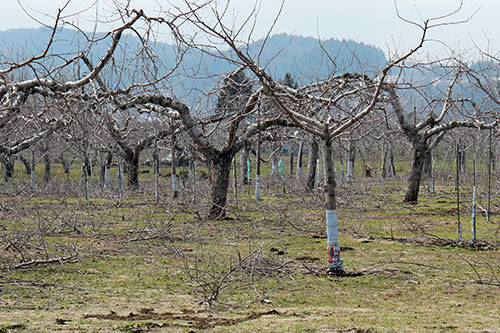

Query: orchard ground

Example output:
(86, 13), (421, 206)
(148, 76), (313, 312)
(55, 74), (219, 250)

(0, 159), (499, 332)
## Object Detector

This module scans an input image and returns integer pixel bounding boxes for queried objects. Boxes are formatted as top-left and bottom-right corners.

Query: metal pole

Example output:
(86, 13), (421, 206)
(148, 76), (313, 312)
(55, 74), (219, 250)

(456, 142), (462, 243)
(488, 128), (492, 223)
(471, 145), (477, 245)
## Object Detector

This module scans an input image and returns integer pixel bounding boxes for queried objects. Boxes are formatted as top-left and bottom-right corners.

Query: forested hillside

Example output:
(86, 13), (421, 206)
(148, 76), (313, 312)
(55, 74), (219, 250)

(0, 27), (385, 95)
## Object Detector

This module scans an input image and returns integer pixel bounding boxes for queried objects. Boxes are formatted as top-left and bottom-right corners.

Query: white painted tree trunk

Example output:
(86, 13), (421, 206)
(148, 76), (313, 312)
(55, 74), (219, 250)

(326, 209), (343, 270)
(104, 166), (110, 189)
(322, 126), (344, 273)
(272, 156), (277, 175)
(30, 170), (35, 189)
(255, 174), (261, 200)
(172, 174), (178, 192)
(346, 159), (354, 183)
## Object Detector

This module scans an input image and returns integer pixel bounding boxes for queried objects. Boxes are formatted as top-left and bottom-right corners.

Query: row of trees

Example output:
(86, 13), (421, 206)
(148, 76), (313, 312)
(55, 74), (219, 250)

(1, 1), (499, 273)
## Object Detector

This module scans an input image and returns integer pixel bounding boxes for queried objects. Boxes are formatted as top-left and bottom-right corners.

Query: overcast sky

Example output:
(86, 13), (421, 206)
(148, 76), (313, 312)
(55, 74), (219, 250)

(1, 0), (499, 58)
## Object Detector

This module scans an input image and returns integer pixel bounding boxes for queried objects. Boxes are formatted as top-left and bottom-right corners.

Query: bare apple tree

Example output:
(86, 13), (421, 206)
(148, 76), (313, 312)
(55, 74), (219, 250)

(386, 67), (498, 203)
(0, 7), (146, 171)
(157, 0), (473, 273)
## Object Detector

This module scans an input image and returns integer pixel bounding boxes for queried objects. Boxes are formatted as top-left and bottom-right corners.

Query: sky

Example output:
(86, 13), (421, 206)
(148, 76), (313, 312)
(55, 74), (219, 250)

(1, 0), (499, 59)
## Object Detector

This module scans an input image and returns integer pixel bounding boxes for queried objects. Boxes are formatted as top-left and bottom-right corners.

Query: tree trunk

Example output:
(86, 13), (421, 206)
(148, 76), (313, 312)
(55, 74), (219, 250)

(99, 161), (106, 185)
(188, 159), (196, 189)
(422, 149), (432, 180)
(346, 139), (355, 182)
(2, 157), (14, 181)
(289, 145), (294, 175)
(271, 143), (279, 176)
(83, 156), (92, 179)
(43, 154), (51, 182)
(405, 142), (427, 203)
(172, 134), (179, 198)
(491, 150), (496, 173)
(125, 152), (139, 189)
(381, 141), (388, 178)
(58, 153), (72, 175)
(208, 151), (234, 219)
(306, 138), (318, 191)
(19, 156), (31, 175)
(207, 160), (213, 184)
(458, 145), (466, 174)
(31, 150), (35, 188)
(296, 140), (303, 176)
(240, 146), (248, 185)
(322, 127), (344, 273)
(388, 150), (396, 177)
(101, 152), (112, 189)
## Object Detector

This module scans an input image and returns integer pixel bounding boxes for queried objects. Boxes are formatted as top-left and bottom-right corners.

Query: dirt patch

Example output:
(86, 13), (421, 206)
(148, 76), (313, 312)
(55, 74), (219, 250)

(0, 324), (27, 332)
(301, 264), (364, 278)
(84, 309), (282, 330)
(364, 236), (499, 250)
(295, 255), (320, 261)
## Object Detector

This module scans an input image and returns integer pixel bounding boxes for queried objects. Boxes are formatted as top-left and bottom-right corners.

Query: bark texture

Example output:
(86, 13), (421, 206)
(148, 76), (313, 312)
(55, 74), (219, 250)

(240, 146), (248, 185)
(125, 152), (139, 189)
(306, 138), (318, 191)
(296, 140), (303, 176)
(405, 141), (428, 203)
(208, 152), (234, 219)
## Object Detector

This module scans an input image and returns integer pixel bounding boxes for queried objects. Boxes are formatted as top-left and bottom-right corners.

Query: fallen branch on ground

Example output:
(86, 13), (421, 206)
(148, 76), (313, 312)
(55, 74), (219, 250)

(11, 254), (80, 269)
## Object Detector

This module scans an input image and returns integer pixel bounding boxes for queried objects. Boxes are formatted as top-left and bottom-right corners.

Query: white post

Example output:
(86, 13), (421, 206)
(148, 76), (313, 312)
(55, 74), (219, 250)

(471, 153), (477, 245)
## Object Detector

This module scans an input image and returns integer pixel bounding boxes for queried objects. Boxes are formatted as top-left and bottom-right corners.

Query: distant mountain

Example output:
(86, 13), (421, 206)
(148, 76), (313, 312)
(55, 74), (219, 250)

(0, 28), (386, 100)
(245, 34), (385, 79)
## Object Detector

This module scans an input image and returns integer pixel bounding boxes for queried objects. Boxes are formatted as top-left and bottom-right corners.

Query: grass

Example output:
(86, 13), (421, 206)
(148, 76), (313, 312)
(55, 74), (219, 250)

(0, 165), (499, 332)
